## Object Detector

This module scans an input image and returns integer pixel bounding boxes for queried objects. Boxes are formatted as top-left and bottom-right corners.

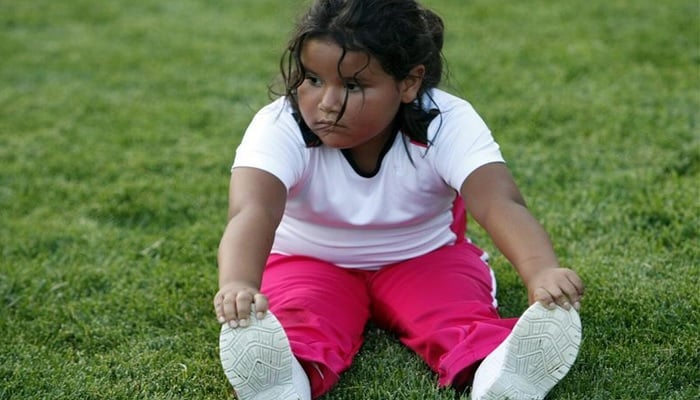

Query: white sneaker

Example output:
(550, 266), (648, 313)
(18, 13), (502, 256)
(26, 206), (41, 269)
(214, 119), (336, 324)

(219, 311), (301, 400)
(470, 302), (582, 400)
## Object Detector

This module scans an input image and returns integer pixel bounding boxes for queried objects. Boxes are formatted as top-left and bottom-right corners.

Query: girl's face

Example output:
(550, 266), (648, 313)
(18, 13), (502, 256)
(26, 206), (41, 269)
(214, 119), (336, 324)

(297, 38), (423, 152)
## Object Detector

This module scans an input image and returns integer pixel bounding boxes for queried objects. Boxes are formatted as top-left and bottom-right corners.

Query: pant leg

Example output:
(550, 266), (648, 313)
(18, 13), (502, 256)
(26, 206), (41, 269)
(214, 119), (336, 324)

(261, 254), (372, 398)
(368, 241), (518, 388)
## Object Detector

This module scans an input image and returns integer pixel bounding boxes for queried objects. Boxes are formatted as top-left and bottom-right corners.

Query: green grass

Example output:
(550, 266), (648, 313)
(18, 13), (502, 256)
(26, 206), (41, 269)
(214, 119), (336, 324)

(1, 0), (698, 399)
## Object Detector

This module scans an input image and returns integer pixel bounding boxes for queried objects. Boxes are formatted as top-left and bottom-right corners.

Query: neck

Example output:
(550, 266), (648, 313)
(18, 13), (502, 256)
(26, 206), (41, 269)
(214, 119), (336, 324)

(343, 127), (398, 176)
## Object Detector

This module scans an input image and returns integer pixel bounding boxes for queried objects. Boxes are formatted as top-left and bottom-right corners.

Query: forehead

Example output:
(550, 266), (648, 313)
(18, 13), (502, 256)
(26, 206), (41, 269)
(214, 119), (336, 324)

(300, 38), (389, 78)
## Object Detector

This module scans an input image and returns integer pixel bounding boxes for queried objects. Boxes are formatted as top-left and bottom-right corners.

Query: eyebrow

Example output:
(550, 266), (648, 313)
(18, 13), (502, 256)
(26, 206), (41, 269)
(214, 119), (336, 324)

(304, 52), (372, 76)
(302, 66), (373, 85)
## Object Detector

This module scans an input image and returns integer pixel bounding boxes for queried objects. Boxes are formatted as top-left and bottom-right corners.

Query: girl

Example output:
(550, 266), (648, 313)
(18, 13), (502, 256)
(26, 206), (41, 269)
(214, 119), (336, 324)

(214, 0), (585, 399)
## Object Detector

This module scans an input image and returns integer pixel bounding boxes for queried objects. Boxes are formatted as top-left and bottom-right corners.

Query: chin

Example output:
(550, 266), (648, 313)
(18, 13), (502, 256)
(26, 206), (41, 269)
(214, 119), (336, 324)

(319, 136), (353, 149)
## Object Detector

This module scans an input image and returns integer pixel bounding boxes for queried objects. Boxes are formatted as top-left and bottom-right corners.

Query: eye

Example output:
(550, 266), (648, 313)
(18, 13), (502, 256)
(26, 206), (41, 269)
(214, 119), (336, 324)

(305, 75), (322, 87)
(345, 80), (362, 92)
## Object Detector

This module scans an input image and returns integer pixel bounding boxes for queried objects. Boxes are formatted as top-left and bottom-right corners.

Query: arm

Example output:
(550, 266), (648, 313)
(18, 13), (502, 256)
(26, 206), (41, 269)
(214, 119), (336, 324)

(213, 167), (287, 327)
(461, 162), (585, 310)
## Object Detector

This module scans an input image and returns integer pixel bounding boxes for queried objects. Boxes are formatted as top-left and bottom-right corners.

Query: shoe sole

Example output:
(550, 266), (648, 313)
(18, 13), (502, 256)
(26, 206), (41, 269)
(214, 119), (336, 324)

(479, 303), (582, 400)
(219, 311), (300, 400)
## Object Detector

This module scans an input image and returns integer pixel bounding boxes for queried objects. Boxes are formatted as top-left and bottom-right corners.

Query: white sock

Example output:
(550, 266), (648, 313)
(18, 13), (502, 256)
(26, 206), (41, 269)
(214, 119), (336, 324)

(291, 356), (312, 400)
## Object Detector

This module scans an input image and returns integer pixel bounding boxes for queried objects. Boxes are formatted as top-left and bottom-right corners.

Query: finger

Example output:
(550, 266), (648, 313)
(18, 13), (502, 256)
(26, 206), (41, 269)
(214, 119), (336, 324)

(565, 271), (586, 298)
(236, 291), (255, 327)
(550, 290), (573, 310)
(213, 294), (226, 324)
(545, 286), (569, 310)
(222, 294), (238, 328)
(555, 295), (573, 310)
(564, 271), (585, 310)
(252, 293), (269, 319)
(533, 287), (556, 309)
(555, 279), (579, 310)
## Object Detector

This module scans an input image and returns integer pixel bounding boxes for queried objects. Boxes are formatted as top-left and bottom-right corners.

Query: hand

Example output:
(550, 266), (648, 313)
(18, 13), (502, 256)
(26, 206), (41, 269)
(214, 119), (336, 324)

(527, 267), (585, 311)
(213, 281), (269, 328)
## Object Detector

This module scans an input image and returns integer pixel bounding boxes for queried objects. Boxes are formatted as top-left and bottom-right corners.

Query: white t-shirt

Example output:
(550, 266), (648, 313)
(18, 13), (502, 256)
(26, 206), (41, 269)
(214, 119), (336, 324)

(232, 89), (504, 270)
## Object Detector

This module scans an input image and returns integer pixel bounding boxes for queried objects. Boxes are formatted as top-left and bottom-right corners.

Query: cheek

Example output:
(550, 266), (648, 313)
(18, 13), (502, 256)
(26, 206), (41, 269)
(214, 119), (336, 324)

(357, 96), (401, 123)
(296, 87), (317, 114)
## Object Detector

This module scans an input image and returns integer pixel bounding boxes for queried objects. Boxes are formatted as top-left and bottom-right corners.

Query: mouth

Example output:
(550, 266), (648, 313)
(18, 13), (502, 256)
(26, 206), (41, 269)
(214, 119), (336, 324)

(313, 120), (342, 135)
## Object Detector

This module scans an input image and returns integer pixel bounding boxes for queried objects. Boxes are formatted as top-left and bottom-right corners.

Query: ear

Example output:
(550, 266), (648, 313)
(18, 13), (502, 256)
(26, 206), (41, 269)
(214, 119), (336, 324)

(399, 64), (425, 103)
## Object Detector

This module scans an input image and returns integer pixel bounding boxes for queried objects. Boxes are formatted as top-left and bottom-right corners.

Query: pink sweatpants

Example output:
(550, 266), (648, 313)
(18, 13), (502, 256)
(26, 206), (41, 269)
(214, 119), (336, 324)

(261, 242), (518, 398)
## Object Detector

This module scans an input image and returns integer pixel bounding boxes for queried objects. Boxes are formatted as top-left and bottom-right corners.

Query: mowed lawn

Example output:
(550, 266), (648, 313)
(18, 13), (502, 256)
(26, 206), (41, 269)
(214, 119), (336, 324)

(0, 1), (698, 399)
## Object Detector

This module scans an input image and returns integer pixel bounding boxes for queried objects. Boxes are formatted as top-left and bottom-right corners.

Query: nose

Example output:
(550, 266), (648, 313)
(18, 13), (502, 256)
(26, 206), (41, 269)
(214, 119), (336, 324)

(319, 86), (343, 114)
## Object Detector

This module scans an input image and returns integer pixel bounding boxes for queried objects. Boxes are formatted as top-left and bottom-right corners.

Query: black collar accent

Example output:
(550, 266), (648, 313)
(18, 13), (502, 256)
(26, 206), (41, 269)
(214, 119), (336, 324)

(341, 128), (399, 178)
